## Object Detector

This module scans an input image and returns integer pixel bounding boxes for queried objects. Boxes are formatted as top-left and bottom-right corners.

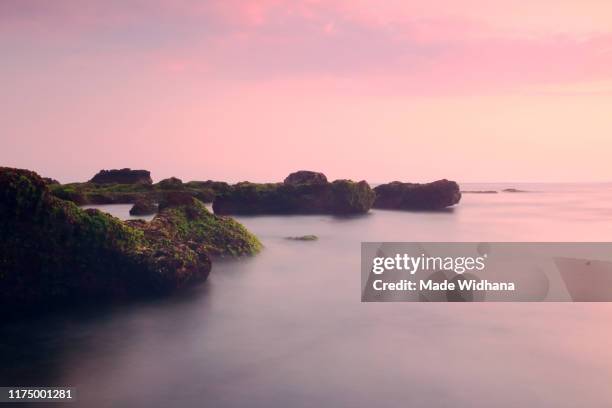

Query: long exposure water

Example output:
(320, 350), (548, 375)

(2, 183), (612, 407)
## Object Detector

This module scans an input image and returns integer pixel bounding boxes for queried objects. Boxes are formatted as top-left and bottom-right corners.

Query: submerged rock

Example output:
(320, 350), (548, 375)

(0, 168), (260, 313)
(502, 188), (529, 193)
(461, 190), (498, 194)
(284, 170), (328, 186)
(373, 180), (461, 210)
(129, 199), (157, 216)
(90, 168), (152, 185)
(213, 172), (375, 215)
(286, 235), (318, 241)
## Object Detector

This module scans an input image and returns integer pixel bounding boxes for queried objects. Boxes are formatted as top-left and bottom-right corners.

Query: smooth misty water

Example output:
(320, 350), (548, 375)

(2, 183), (612, 407)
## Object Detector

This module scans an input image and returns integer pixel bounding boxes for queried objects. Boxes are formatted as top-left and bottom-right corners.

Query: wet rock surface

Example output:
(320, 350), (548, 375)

(373, 179), (461, 210)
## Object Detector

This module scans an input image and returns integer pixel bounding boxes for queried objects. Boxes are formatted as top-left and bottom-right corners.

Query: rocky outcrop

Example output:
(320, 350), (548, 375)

(129, 199), (157, 216)
(213, 172), (375, 215)
(157, 177), (183, 190)
(50, 178), (216, 205)
(284, 171), (328, 186)
(90, 168), (152, 185)
(0, 168), (260, 313)
(373, 180), (461, 210)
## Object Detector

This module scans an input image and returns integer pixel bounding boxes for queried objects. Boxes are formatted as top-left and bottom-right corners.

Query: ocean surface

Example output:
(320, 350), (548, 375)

(2, 183), (612, 407)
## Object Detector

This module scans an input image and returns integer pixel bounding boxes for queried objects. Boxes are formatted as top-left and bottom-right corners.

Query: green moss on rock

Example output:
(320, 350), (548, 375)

(49, 176), (218, 205)
(150, 193), (262, 257)
(213, 172), (375, 215)
(0, 168), (261, 313)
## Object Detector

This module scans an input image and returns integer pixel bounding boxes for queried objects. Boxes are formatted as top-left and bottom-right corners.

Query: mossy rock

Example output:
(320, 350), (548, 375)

(213, 172), (375, 215)
(157, 177), (183, 190)
(152, 193), (262, 257)
(0, 168), (261, 314)
(49, 178), (219, 205)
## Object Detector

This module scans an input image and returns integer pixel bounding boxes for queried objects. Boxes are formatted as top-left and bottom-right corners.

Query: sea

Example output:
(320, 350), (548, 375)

(2, 183), (612, 407)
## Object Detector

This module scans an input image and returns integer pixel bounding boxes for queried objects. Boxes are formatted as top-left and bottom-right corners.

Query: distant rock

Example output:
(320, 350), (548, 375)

(129, 199), (157, 216)
(373, 180), (461, 210)
(49, 176), (219, 205)
(461, 190), (498, 194)
(213, 172), (375, 215)
(502, 188), (529, 193)
(90, 168), (152, 185)
(284, 170), (328, 186)
(184, 180), (231, 195)
(158, 177), (183, 190)
(286, 235), (318, 241)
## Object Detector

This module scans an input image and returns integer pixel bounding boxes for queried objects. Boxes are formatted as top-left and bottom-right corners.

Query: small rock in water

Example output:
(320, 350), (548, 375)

(502, 188), (529, 193)
(286, 235), (318, 241)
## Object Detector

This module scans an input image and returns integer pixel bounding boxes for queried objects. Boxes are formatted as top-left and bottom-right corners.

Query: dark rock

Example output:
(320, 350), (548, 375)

(373, 180), (461, 210)
(461, 190), (498, 194)
(49, 177), (217, 205)
(286, 235), (318, 241)
(158, 191), (197, 210)
(184, 180), (231, 195)
(502, 188), (529, 193)
(90, 168), (152, 185)
(213, 173), (375, 215)
(129, 199), (157, 216)
(284, 170), (328, 186)
(158, 177), (183, 190)
(0, 167), (260, 314)
(42, 177), (60, 185)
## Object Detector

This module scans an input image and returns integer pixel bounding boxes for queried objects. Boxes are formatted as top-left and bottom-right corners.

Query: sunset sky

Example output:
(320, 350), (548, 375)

(1, 0), (612, 183)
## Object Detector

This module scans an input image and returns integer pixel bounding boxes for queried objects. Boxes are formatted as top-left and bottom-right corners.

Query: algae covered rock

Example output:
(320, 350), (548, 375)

(129, 199), (157, 216)
(154, 193), (262, 257)
(50, 176), (219, 205)
(158, 177), (183, 190)
(213, 172), (375, 215)
(90, 168), (152, 185)
(284, 170), (328, 186)
(373, 179), (461, 210)
(0, 168), (260, 313)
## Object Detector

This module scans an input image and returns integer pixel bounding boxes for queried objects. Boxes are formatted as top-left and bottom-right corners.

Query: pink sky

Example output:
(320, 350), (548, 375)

(1, 0), (612, 183)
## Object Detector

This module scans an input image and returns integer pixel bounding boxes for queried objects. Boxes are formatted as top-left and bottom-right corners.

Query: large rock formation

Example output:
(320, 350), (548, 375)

(213, 172), (375, 215)
(50, 178), (217, 205)
(373, 180), (461, 210)
(0, 168), (260, 313)
(90, 168), (152, 185)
